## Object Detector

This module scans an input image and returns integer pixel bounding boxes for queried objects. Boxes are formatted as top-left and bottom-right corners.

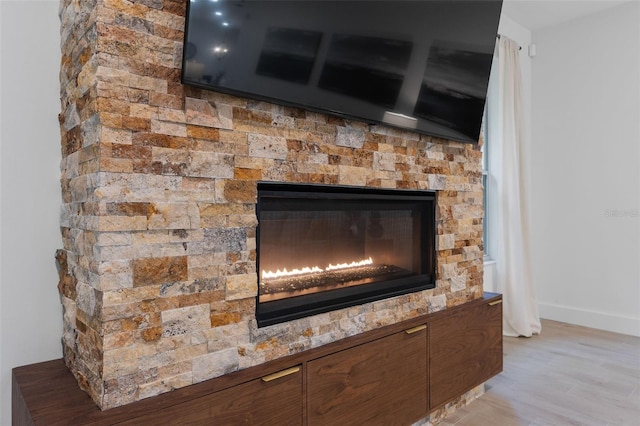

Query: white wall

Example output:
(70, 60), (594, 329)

(530, 1), (640, 336)
(0, 1), (62, 424)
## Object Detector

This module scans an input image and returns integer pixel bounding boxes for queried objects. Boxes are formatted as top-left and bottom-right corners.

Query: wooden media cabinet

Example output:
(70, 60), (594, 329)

(13, 293), (502, 425)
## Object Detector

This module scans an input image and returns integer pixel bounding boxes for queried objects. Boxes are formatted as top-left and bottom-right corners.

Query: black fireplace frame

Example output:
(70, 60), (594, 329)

(255, 182), (437, 327)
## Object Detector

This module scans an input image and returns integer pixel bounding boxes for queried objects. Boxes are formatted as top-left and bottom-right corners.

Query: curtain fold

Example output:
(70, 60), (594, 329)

(494, 36), (541, 337)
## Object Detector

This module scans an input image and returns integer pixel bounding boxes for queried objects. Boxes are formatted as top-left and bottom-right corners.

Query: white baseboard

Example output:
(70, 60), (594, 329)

(538, 302), (640, 337)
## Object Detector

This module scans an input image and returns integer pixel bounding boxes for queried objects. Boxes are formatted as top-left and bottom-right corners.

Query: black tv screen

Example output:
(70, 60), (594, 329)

(182, 0), (503, 144)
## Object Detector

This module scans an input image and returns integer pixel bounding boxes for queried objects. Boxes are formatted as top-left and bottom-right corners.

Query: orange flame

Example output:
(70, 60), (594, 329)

(262, 266), (323, 280)
(326, 257), (373, 271)
(262, 257), (374, 280)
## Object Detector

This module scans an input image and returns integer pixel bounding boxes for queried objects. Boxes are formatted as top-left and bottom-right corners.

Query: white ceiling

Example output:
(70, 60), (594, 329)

(501, 0), (632, 30)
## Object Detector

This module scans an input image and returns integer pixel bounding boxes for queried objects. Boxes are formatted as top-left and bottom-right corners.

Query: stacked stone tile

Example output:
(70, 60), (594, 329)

(57, 0), (485, 410)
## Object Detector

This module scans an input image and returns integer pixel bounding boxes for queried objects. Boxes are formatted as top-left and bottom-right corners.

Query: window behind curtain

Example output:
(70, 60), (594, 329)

(481, 111), (490, 259)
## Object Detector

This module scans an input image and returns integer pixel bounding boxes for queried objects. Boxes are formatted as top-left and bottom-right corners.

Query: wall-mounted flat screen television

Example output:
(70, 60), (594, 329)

(182, 0), (503, 144)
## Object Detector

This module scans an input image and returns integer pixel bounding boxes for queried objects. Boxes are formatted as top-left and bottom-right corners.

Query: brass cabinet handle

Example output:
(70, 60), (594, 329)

(405, 324), (427, 334)
(261, 366), (301, 382)
(488, 299), (503, 306)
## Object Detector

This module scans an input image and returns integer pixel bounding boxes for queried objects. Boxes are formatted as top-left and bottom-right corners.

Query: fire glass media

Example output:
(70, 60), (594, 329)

(256, 183), (436, 327)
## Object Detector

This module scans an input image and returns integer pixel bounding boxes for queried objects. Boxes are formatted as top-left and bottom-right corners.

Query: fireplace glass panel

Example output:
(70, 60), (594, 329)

(256, 183), (436, 326)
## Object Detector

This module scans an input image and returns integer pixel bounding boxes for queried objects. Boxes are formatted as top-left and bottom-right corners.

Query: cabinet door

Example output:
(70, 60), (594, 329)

(120, 365), (303, 426)
(429, 298), (503, 410)
(307, 325), (428, 426)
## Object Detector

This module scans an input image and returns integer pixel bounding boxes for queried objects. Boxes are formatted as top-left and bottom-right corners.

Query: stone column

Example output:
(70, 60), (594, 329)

(55, 0), (484, 411)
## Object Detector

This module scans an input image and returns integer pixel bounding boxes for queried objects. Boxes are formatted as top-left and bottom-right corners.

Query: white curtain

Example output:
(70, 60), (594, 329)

(493, 36), (541, 337)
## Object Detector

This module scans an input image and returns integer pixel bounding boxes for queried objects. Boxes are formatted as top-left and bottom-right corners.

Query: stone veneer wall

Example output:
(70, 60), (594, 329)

(56, 0), (484, 411)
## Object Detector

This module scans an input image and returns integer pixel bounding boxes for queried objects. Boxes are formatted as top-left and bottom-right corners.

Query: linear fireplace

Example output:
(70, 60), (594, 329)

(256, 183), (436, 327)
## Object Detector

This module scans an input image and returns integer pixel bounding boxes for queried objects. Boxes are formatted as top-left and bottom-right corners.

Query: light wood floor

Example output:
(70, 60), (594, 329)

(440, 319), (640, 426)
